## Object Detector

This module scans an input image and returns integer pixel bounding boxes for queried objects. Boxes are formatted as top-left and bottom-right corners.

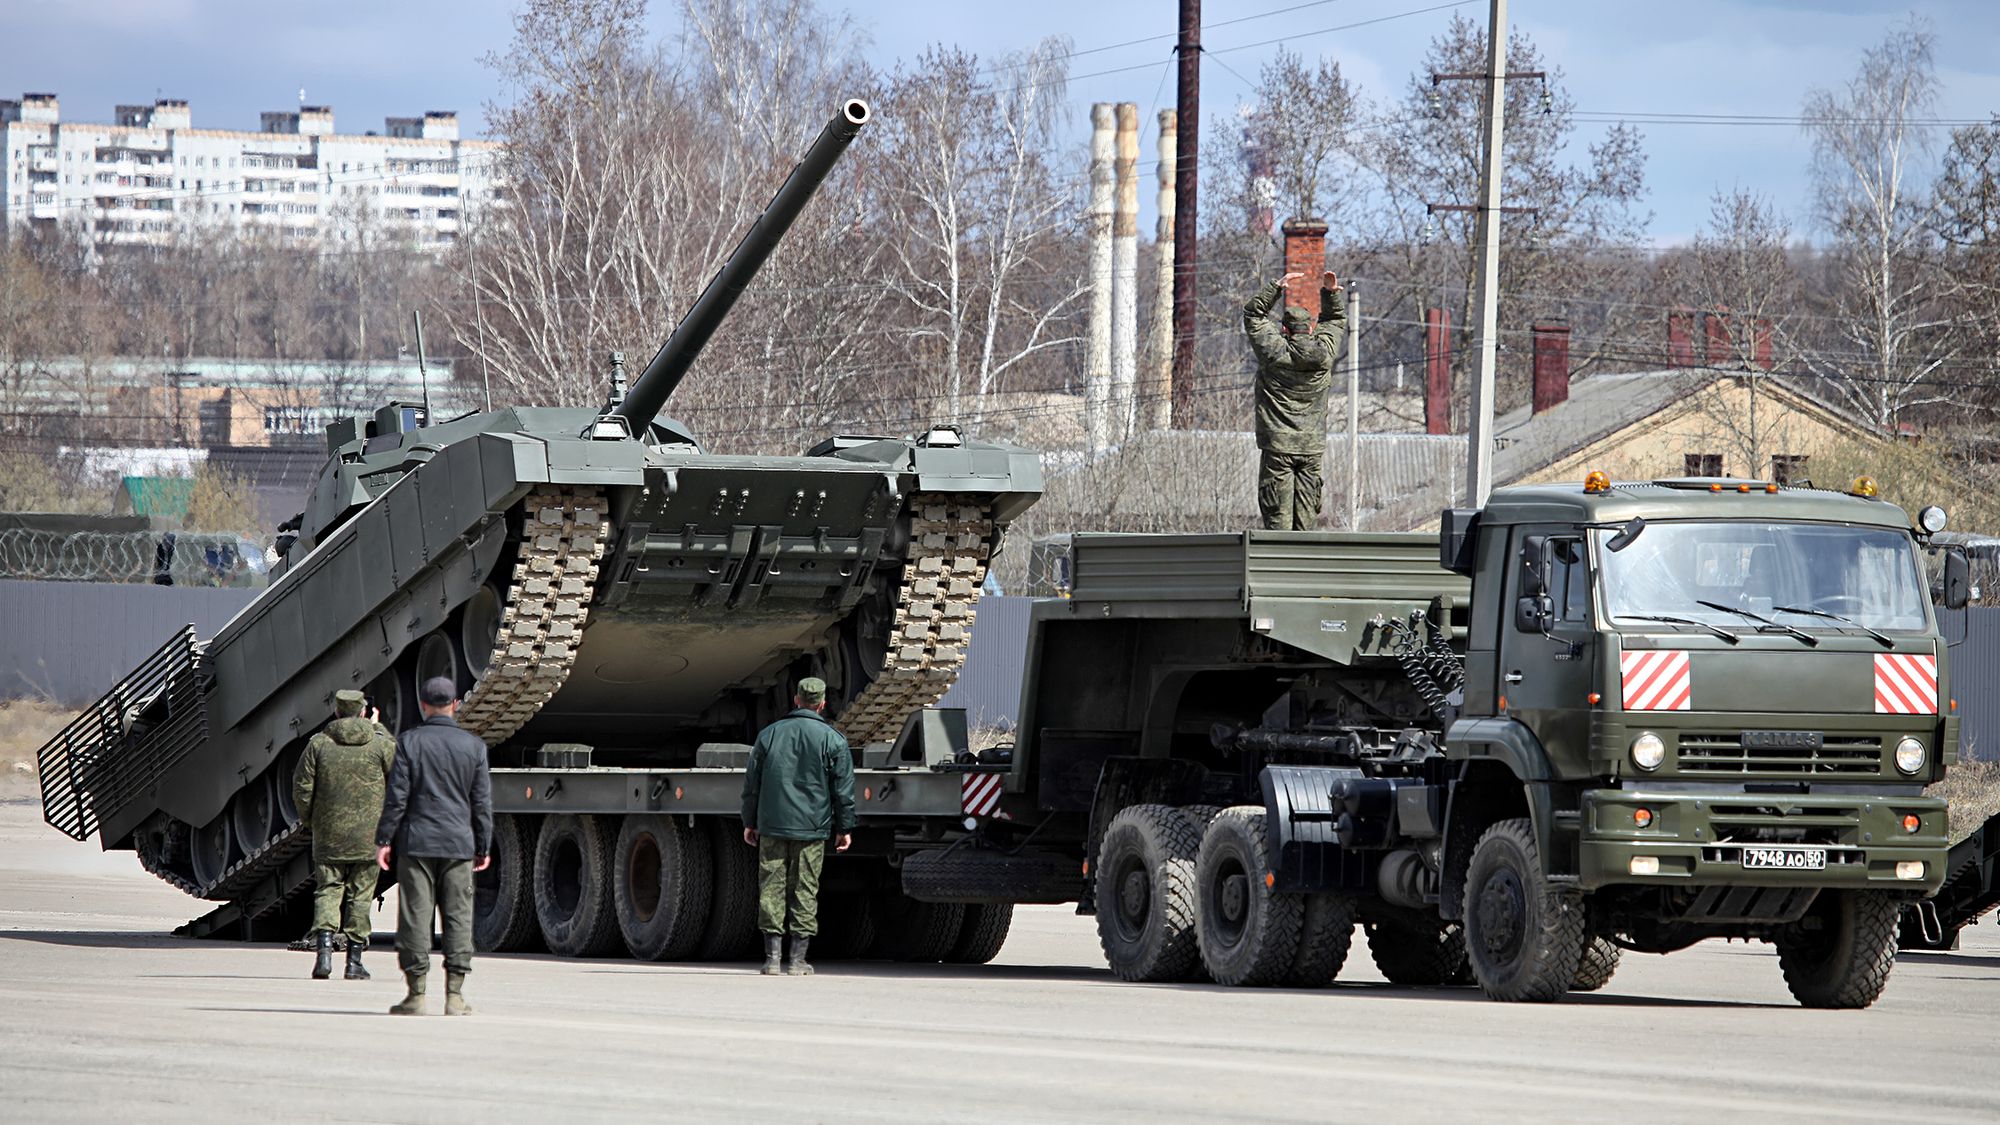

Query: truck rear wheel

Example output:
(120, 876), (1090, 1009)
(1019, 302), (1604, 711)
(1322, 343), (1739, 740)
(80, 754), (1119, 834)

(945, 903), (1015, 964)
(475, 814), (542, 952)
(1462, 817), (1586, 1002)
(1094, 803), (1203, 982)
(614, 814), (713, 961)
(1195, 807), (1303, 987)
(875, 893), (966, 962)
(697, 820), (761, 960)
(1570, 935), (1621, 992)
(533, 814), (623, 957)
(1776, 890), (1900, 1009)
(1365, 909), (1469, 986)
(1281, 893), (1355, 988)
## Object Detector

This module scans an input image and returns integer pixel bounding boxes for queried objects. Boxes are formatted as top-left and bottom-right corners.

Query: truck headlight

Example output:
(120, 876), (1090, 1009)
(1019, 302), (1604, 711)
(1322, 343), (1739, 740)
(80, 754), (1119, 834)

(1630, 733), (1666, 771)
(1894, 737), (1926, 775)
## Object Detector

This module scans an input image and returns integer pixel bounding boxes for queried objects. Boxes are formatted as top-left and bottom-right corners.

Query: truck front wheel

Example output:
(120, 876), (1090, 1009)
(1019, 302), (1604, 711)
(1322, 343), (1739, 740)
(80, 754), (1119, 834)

(1461, 817), (1587, 1002)
(1094, 804), (1203, 981)
(1775, 890), (1900, 1009)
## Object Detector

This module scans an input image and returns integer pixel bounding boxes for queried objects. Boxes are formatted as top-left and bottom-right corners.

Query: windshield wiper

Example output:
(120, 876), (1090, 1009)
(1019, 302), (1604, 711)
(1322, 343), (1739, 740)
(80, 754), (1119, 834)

(1772, 605), (1895, 649)
(1619, 614), (1740, 643)
(1694, 600), (1818, 646)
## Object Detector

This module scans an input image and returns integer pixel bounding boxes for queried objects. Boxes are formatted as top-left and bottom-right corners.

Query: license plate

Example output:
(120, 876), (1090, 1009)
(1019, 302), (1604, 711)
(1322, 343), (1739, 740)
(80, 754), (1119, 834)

(1741, 846), (1827, 871)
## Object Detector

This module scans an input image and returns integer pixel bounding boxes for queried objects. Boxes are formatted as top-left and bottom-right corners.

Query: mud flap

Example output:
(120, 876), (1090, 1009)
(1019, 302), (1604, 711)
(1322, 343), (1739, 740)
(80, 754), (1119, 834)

(1078, 757), (1210, 915)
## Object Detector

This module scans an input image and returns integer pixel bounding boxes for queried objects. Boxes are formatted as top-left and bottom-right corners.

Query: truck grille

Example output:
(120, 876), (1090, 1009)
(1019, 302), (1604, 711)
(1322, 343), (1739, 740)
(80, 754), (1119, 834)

(1676, 733), (1882, 776)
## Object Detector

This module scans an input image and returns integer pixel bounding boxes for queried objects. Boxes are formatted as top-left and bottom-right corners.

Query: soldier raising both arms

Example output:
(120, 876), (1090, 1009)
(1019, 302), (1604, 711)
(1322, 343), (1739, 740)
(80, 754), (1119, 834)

(293, 689), (395, 981)
(1242, 270), (1346, 531)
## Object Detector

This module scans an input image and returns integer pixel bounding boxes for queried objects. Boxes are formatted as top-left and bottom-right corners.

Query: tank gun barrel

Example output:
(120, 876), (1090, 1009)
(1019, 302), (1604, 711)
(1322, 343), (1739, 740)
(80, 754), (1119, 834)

(613, 98), (871, 431)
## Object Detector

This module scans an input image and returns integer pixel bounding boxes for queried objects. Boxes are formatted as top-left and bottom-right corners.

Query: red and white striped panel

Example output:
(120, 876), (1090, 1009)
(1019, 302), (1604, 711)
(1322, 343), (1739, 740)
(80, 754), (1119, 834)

(1874, 653), (1938, 715)
(1620, 650), (1692, 711)
(961, 772), (1004, 818)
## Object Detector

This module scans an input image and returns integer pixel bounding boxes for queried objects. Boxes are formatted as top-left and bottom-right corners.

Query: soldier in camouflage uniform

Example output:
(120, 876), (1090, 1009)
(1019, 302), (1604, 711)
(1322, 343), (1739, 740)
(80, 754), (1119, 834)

(293, 689), (395, 980)
(1243, 270), (1346, 531)
(740, 677), (857, 976)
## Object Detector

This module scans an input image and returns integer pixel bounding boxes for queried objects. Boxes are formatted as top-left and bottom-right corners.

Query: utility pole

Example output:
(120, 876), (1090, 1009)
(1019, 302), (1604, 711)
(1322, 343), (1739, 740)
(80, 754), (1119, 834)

(1170, 0), (1200, 429)
(1346, 284), (1360, 531)
(1463, 0), (1507, 508)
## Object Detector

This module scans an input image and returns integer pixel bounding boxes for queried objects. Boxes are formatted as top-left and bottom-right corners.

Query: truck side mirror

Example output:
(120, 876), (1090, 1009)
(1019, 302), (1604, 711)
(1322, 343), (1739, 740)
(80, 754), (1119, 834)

(1518, 536), (1550, 598)
(1515, 593), (1555, 633)
(1944, 547), (1972, 610)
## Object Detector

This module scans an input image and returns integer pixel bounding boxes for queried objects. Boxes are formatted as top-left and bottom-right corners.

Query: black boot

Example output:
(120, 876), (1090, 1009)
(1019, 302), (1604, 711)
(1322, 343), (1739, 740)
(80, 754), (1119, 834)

(344, 940), (370, 980)
(311, 932), (333, 980)
(785, 935), (813, 977)
(760, 932), (784, 975)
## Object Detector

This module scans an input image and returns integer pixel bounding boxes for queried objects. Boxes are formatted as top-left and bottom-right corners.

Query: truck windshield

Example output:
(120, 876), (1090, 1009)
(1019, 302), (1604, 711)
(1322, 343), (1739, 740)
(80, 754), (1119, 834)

(1597, 521), (1928, 633)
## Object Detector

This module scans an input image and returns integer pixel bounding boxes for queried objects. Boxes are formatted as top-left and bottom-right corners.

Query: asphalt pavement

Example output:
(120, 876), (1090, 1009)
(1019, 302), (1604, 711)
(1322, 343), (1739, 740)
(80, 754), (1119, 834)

(1, 796), (1995, 1124)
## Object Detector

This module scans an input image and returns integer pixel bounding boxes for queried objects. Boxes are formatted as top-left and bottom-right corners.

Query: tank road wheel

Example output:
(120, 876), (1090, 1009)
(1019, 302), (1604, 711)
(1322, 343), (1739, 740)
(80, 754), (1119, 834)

(475, 814), (543, 953)
(698, 820), (761, 960)
(190, 811), (235, 889)
(945, 903), (1016, 965)
(614, 815), (714, 961)
(414, 631), (458, 696)
(272, 744), (305, 829)
(1365, 909), (1470, 986)
(1094, 804), (1204, 982)
(1194, 807), (1304, 987)
(1570, 936), (1622, 992)
(229, 769), (279, 855)
(368, 668), (408, 735)
(533, 814), (623, 957)
(1462, 818), (1587, 1003)
(1280, 893), (1356, 988)
(1775, 890), (1901, 1009)
(458, 584), (504, 686)
(875, 893), (968, 962)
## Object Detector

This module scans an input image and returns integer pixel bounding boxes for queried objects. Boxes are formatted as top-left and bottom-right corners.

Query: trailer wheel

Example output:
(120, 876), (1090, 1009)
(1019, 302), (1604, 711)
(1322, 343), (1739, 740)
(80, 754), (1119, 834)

(1194, 807), (1303, 987)
(875, 893), (967, 962)
(533, 814), (623, 957)
(1461, 817), (1587, 1002)
(1364, 908), (1469, 986)
(697, 820), (761, 960)
(1570, 936), (1621, 992)
(1280, 893), (1355, 988)
(1094, 803), (1204, 982)
(945, 903), (1015, 964)
(475, 814), (542, 952)
(814, 890), (878, 960)
(614, 814), (713, 961)
(1776, 890), (1900, 1009)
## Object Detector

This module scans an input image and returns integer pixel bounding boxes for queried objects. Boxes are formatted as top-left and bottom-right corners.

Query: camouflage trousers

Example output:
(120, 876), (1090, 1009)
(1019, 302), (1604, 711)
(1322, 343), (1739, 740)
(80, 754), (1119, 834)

(310, 859), (380, 946)
(1258, 449), (1324, 531)
(396, 855), (475, 978)
(757, 837), (825, 937)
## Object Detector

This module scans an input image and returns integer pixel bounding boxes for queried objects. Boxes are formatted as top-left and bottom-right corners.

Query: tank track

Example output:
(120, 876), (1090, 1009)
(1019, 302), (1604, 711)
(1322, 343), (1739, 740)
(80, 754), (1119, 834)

(457, 485), (609, 744)
(836, 495), (994, 745)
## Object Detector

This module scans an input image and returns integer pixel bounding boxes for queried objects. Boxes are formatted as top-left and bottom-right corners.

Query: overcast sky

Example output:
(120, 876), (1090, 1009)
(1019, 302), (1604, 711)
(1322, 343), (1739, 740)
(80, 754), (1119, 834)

(7, 0), (1999, 241)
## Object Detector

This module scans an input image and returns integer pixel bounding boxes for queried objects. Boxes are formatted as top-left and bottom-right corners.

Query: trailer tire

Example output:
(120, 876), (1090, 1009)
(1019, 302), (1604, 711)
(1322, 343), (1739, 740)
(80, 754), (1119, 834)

(614, 814), (714, 961)
(1462, 817), (1587, 1002)
(1365, 909), (1469, 986)
(945, 903), (1015, 964)
(1280, 893), (1355, 988)
(475, 814), (542, 953)
(1776, 890), (1900, 1009)
(1570, 935), (1621, 992)
(1195, 807), (1304, 987)
(534, 814), (623, 957)
(1094, 803), (1204, 982)
(694, 820), (761, 960)
(875, 894), (967, 962)
(814, 890), (877, 960)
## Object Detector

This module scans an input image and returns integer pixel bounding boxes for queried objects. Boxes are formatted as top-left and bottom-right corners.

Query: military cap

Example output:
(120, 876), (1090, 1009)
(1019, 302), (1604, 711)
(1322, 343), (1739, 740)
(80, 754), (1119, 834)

(1281, 306), (1314, 332)
(419, 676), (458, 707)
(333, 689), (367, 717)
(797, 676), (827, 704)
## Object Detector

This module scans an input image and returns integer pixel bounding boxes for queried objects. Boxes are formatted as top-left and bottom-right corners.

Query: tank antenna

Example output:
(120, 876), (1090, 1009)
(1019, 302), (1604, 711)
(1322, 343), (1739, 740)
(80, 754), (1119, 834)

(412, 309), (432, 424)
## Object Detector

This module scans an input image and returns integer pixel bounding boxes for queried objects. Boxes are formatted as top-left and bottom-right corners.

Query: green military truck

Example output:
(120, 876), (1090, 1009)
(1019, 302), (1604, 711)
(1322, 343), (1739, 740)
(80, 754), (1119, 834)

(906, 474), (1968, 1007)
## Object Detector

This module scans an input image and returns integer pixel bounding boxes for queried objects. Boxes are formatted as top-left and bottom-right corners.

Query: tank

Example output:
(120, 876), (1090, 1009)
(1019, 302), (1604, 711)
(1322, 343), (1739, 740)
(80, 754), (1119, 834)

(35, 99), (1042, 914)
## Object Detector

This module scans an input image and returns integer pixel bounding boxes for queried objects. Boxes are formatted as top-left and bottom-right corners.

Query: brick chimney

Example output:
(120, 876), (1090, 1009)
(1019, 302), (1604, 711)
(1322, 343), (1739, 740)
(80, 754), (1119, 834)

(1280, 218), (1327, 317)
(1425, 307), (1452, 435)
(1751, 317), (1774, 371)
(1703, 308), (1732, 366)
(1531, 321), (1571, 414)
(1666, 308), (1695, 367)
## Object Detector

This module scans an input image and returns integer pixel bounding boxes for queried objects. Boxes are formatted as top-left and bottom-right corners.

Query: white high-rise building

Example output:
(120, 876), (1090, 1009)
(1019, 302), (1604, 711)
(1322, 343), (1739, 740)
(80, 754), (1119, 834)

(0, 93), (502, 249)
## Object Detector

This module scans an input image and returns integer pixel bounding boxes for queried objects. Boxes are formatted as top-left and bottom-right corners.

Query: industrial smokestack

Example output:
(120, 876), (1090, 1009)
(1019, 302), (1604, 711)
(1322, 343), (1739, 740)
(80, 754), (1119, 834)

(1086, 103), (1116, 457)
(1140, 109), (1177, 433)
(1111, 103), (1140, 444)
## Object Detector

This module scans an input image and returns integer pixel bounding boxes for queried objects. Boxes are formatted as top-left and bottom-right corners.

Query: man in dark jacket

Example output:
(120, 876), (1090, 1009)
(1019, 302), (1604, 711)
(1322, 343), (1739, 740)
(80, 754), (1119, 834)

(376, 676), (492, 1016)
(1243, 269), (1346, 530)
(740, 677), (857, 976)
(294, 689), (395, 980)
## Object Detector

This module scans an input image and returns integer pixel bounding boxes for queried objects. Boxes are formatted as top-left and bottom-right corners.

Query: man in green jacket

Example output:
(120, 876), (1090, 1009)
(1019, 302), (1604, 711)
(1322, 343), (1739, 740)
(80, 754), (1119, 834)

(740, 676), (857, 976)
(1243, 269), (1346, 531)
(293, 689), (396, 980)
